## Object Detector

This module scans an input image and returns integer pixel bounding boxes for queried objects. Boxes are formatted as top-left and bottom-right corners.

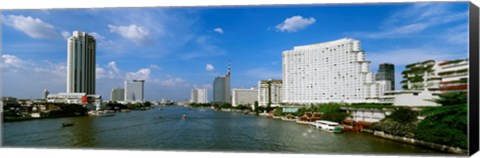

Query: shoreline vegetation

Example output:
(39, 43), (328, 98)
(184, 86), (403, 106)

(2, 92), (467, 154)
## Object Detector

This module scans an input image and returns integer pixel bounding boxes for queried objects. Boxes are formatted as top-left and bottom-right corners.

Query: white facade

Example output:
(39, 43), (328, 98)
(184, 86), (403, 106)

(258, 80), (283, 107)
(382, 90), (440, 106)
(375, 80), (392, 97)
(110, 88), (125, 102)
(46, 92), (102, 105)
(191, 88), (208, 103)
(282, 38), (379, 104)
(343, 107), (391, 123)
(125, 80), (145, 103)
(232, 88), (258, 107)
(67, 31), (96, 95)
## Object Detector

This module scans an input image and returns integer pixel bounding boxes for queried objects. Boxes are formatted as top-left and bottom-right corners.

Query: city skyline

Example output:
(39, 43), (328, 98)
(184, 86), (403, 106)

(1, 2), (469, 101)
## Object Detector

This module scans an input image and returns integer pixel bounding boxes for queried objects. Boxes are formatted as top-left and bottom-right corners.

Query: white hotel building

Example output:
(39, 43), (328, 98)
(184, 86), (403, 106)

(282, 38), (379, 104)
(232, 88), (258, 107)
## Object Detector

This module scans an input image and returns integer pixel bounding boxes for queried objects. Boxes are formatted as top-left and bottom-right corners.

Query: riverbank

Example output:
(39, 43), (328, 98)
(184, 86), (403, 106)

(209, 106), (464, 155)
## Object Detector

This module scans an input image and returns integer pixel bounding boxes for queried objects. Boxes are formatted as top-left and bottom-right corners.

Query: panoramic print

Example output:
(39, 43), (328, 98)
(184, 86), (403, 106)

(1, 2), (470, 155)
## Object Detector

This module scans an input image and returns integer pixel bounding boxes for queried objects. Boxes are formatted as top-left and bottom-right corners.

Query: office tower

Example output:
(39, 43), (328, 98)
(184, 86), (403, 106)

(191, 88), (208, 103)
(124, 80), (145, 102)
(375, 63), (395, 90)
(66, 31), (96, 95)
(232, 88), (258, 107)
(110, 88), (125, 102)
(212, 61), (231, 104)
(282, 38), (378, 104)
(258, 80), (283, 107)
(43, 89), (49, 100)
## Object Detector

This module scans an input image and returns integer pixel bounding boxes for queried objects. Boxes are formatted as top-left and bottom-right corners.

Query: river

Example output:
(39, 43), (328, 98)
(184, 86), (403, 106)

(2, 106), (449, 155)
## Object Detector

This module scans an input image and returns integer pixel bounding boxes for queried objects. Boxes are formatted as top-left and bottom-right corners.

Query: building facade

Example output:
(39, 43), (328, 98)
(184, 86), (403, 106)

(375, 80), (392, 97)
(191, 88), (208, 103)
(110, 88), (125, 102)
(437, 59), (468, 93)
(232, 88), (258, 107)
(258, 80), (283, 107)
(375, 63), (395, 90)
(67, 31), (96, 95)
(124, 80), (145, 103)
(282, 38), (379, 104)
(43, 89), (49, 100)
(212, 62), (231, 104)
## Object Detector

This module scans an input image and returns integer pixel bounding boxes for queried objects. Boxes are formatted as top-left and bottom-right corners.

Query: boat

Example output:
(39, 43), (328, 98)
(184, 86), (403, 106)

(88, 110), (115, 117)
(310, 120), (343, 133)
(62, 122), (74, 127)
(181, 114), (187, 119)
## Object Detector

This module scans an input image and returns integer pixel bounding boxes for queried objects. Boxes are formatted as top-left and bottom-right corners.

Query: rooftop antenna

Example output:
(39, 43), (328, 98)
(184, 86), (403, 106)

(226, 60), (231, 77)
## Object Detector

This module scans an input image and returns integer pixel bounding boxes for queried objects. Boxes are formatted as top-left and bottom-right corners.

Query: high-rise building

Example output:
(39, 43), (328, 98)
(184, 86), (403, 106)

(282, 38), (379, 104)
(124, 80), (145, 102)
(66, 31), (96, 95)
(212, 61), (231, 104)
(43, 89), (49, 100)
(375, 63), (395, 90)
(232, 88), (258, 107)
(258, 80), (283, 107)
(191, 88), (208, 103)
(110, 88), (125, 102)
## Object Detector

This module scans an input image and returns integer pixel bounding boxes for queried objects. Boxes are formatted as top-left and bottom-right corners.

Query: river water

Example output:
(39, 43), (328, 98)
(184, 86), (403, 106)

(2, 106), (448, 155)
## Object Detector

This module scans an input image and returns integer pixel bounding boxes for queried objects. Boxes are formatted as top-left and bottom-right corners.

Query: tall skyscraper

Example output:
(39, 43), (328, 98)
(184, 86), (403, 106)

(213, 61), (231, 104)
(282, 38), (379, 104)
(375, 63), (395, 90)
(125, 80), (145, 102)
(190, 88), (208, 103)
(43, 89), (49, 100)
(66, 31), (96, 95)
(110, 88), (125, 102)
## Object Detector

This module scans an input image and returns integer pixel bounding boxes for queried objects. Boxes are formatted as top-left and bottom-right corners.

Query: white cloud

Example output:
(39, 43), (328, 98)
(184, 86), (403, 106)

(126, 68), (151, 81)
(214, 28), (224, 34)
(149, 64), (161, 70)
(2, 15), (60, 39)
(108, 24), (151, 45)
(160, 77), (188, 88)
(2, 54), (25, 68)
(367, 47), (463, 66)
(275, 16), (316, 32)
(181, 36), (226, 60)
(202, 84), (212, 89)
(61, 31), (70, 40)
(355, 3), (468, 39)
(88, 32), (105, 41)
(107, 61), (120, 74)
(206, 64), (215, 71)
(442, 24), (468, 45)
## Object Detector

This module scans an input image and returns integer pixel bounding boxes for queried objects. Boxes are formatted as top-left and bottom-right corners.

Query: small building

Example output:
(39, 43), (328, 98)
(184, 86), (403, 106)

(381, 90), (440, 107)
(46, 93), (102, 108)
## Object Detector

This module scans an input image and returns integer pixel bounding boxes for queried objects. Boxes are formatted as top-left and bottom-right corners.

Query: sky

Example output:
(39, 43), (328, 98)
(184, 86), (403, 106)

(1, 2), (469, 101)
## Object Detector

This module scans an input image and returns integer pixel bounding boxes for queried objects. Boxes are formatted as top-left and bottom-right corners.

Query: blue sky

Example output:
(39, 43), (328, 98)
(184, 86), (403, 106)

(1, 2), (469, 101)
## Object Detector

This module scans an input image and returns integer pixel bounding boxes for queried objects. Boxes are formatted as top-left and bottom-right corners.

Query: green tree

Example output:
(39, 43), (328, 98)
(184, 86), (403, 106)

(433, 92), (467, 106)
(372, 107), (417, 137)
(273, 108), (283, 116)
(143, 101), (152, 107)
(414, 104), (467, 149)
